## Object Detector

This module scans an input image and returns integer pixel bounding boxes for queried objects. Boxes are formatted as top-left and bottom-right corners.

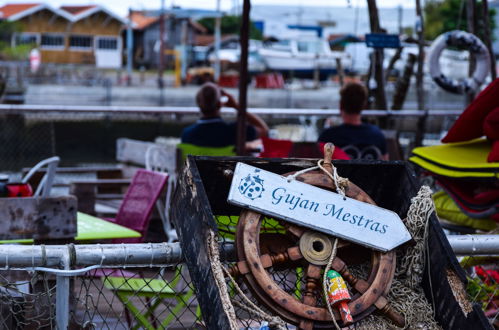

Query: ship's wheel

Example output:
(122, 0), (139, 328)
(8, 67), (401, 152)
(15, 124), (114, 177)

(231, 147), (405, 329)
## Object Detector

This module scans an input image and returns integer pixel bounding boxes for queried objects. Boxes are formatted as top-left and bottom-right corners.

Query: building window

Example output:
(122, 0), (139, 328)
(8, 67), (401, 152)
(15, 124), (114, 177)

(15, 33), (38, 46)
(69, 35), (93, 50)
(40, 34), (64, 49)
(97, 37), (118, 50)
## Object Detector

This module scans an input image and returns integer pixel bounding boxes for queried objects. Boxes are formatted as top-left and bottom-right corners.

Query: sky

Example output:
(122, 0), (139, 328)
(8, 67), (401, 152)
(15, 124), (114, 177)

(1, 0), (415, 17)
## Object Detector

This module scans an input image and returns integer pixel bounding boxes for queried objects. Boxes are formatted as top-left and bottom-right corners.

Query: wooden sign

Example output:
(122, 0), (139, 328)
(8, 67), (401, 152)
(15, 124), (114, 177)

(228, 163), (411, 252)
(0, 196), (77, 240)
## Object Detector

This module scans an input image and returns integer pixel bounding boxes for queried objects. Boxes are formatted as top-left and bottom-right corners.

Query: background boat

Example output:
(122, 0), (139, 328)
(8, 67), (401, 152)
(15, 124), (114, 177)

(258, 38), (351, 80)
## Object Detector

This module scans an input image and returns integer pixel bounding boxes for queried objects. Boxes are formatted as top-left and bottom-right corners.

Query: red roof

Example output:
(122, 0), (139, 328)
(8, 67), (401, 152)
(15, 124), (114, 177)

(60, 5), (96, 16)
(129, 11), (159, 30)
(0, 3), (40, 19)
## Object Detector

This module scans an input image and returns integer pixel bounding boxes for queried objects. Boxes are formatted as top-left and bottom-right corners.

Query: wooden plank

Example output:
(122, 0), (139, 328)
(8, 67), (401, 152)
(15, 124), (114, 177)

(22, 166), (122, 174)
(0, 196), (77, 240)
(70, 179), (131, 185)
(116, 138), (177, 171)
(70, 179), (130, 214)
(171, 156), (232, 330)
(116, 138), (156, 166)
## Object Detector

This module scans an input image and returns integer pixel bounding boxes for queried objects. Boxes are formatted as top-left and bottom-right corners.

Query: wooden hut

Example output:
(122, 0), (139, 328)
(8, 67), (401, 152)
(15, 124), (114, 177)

(0, 3), (125, 68)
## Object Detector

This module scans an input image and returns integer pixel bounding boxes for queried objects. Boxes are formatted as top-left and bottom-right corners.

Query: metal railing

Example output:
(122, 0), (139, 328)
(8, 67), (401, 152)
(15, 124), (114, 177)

(0, 104), (462, 117)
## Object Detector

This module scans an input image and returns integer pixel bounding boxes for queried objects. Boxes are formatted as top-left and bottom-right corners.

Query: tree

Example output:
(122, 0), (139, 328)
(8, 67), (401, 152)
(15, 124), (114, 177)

(197, 15), (263, 40)
(424, 0), (496, 40)
(0, 20), (20, 43)
(0, 20), (33, 60)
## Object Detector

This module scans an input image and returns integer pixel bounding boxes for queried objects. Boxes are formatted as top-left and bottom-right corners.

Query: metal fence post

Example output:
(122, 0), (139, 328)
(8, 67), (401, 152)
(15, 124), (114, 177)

(56, 249), (70, 330)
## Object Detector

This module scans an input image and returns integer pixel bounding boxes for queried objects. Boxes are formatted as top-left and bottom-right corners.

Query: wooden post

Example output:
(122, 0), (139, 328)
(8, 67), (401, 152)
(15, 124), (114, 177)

(392, 53), (417, 110)
(384, 47), (403, 82)
(366, 0), (387, 110)
(481, 0), (496, 80)
(313, 57), (320, 89)
(467, 0), (477, 103)
(237, 0), (251, 156)
(335, 58), (345, 87)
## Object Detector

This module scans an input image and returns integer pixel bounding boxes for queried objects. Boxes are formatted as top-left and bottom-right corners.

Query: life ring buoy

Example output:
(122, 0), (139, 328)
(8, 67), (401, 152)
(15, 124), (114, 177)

(428, 30), (490, 94)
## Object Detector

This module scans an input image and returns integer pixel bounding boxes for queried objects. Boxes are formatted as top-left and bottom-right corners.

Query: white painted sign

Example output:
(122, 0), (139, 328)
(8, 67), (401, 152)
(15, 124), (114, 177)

(227, 163), (412, 252)
(29, 48), (41, 73)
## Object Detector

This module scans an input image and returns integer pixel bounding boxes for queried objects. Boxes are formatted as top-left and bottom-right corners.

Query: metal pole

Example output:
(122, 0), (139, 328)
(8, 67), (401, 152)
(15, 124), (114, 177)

(180, 19), (188, 83)
(126, 8), (133, 86)
(158, 0), (166, 95)
(55, 249), (70, 330)
(214, 0), (221, 82)
(467, 0), (477, 103)
(1, 237), (499, 266)
(414, 0), (426, 147)
(398, 4), (403, 35)
(448, 235), (499, 255)
(0, 243), (183, 268)
(481, 0), (496, 80)
(237, 0), (250, 156)
(415, 0), (425, 111)
(0, 104), (464, 116)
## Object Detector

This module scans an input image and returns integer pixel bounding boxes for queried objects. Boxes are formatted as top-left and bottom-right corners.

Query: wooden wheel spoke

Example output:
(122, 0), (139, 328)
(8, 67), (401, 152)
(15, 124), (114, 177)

(302, 264), (322, 307)
(228, 247), (301, 277)
(305, 264), (322, 280)
(284, 223), (306, 238)
(336, 239), (351, 249)
(331, 256), (369, 294)
(286, 246), (303, 262)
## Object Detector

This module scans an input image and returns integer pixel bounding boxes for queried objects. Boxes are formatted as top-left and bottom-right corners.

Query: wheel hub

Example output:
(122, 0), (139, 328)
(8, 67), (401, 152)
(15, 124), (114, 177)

(299, 231), (335, 266)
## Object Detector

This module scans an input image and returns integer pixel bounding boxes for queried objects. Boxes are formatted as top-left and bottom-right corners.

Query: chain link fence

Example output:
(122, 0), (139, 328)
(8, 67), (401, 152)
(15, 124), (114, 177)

(0, 243), (203, 329)
(0, 239), (496, 328)
(0, 105), (461, 172)
(0, 108), (188, 171)
(0, 266), (201, 329)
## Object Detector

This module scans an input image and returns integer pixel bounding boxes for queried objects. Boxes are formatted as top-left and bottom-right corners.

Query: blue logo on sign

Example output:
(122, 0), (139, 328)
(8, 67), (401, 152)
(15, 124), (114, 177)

(239, 172), (264, 200)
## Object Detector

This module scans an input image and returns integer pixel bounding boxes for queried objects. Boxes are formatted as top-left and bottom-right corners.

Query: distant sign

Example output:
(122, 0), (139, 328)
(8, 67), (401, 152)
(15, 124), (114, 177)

(29, 48), (41, 73)
(228, 163), (412, 252)
(365, 33), (401, 48)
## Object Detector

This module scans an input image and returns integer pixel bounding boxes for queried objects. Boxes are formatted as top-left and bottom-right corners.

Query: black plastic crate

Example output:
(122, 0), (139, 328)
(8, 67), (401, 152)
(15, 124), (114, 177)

(172, 156), (490, 330)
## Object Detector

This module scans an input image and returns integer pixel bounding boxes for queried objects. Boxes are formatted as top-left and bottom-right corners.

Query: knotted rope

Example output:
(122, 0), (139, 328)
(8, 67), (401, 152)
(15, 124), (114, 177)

(207, 229), (287, 329)
(206, 230), (238, 330)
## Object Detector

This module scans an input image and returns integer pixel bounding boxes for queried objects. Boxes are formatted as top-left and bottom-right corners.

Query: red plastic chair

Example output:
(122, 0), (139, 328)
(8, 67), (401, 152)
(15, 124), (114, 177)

(261, 138), (350, 160)
(317, 142), (351, 160)
(106, 169), (169, 243)
(260, 137), (294, 158)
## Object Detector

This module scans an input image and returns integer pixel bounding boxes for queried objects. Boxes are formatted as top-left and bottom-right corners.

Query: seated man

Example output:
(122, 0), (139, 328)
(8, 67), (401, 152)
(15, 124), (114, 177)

(181, 82), (269, 147)
(318, 82), (388, 160)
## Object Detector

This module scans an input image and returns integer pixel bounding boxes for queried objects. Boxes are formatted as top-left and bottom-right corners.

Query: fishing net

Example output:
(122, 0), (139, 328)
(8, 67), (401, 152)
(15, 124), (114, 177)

(355, 185), (441, 329)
